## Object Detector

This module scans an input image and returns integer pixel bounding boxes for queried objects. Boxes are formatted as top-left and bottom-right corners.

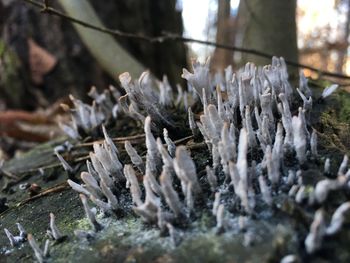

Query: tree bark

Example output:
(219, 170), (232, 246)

(0, 0), (187, 110)
(89, 0), (188, 86)
(58, 0), (146, 79)
(211, 0), (235, 72)
(235, 0), (298, 71)
(336, 0), (350, 73)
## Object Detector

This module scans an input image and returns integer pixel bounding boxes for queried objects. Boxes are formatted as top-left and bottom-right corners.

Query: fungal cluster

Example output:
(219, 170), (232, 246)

(58, 86), (121, 140)
(4, 213), (63, 263)
(4, 57), (349, 261)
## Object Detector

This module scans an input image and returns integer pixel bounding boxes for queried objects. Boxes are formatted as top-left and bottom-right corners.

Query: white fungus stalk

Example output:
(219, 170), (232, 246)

(49, 213), (63, 240)
(305, 209), (326, 254)
(326, 202), (350, 235)
(89, 152), (114, 189)
(145, 156), (162, 196)
(160, 167), (183, 217)
(67, 179), (91, 197)
(163, 128), (176, 157)
(206, 166), (217, 192)
(216, 204), (225, 231)
(156, 138), (174, 170)
(123, 165), (142, 206)
(310, 130), (318, 156)
(55, 151), (73, 173)
(292, 115), (306, 164)
(4, 229), (18, 247)
(79, 194), (102, 232)
(144, 116), (161, 172)
(258, 176), (272, 206)
(174, 146), (201, 195)
(80, 171), (103, 199)
(124, 141), (145, 174)
(188, 107), (197, 136)
(27, 234), (45, 263)
(324, 158), (331, 174)
(100, 180), (119, 211)
(338, 155), (349, 175)
(212, 192), (221, 216)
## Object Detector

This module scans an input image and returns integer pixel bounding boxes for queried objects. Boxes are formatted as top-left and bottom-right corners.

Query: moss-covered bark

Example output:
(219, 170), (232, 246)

(0, 85), (350, 263)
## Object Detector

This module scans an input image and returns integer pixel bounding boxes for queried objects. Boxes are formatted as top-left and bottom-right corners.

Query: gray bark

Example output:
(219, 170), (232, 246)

(336, 0), (350, 73)
(0, 0), (187, 110)
(211, 0), (235, 72)
(235, 0), (298, 70)
(59, 0), (146, 79)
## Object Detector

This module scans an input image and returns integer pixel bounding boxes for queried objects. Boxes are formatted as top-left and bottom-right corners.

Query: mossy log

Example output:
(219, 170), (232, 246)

(0, 86), (349, 262)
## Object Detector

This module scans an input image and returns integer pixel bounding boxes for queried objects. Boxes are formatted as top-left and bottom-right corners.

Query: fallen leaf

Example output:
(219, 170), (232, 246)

(28, 38), (57, 84)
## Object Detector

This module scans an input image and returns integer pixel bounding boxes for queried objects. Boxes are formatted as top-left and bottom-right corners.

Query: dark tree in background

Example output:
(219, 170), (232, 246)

(0, 0), (187, 110)
(336, 0), (350, 73)
(210, 0), (236, 72)
(90, 0), (187, 84)
(235, 0), (298, 70)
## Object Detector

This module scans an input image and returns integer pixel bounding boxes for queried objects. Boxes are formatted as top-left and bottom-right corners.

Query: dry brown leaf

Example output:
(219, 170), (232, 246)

(0, 110), (58, 142)
(28, 38), (57, 84)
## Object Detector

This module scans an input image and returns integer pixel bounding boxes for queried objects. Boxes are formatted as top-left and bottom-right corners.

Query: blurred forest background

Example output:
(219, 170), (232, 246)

(0, 0), (349, 157)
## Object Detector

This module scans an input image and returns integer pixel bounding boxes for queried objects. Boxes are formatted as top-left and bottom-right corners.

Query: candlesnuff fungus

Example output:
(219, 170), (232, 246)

(4, 214), (66, 261)
(123, 164), (142, 206)
(4, 229), (22, 248)
(305, 202), (350, 253)
(79, 194), (103, 232)
(163, 128), (176, 158)
(215, 204), (225, 233)
(47, 213), (63, 241)
(55, 151), (73, 173)
(4, 223), (27, 247)
(322, 84), (339, 98)
(160, 167), (184, 218)
(212, 192), (221, 216)
(27, 234), (50, 263)
(326, 202), (350, 235)
(181, 57), (211, 102)
(124, 140), (145, 174)
(206, 165), (217, 192)
(280, 254), (299, 263)
(81, 171), (104, 199)
(305, 209), (326, 254)
(7, 56), (348, 261)
(58, 89), (117, 140)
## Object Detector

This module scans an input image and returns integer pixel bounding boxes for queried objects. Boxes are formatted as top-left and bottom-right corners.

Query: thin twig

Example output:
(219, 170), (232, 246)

(71, 155), (90, 163)
(187, 142), (207, 150)
(16, 182), (69, 206)
(173, 135), (194, 145)
(40, 0), (49, 12)
(74, 134), (145, 148)
(21, 0), (350, 81)
(0, 169), (20, 181)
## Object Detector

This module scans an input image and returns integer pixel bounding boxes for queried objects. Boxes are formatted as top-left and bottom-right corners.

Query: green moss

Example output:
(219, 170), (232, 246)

(0, 40), (24, 107)
(337, 91), (350, 123)
(310, 87), (350, 159)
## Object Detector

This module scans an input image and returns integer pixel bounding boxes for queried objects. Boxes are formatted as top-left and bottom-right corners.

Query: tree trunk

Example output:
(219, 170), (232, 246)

(336, 0), (350, 73)
(235, 0), (298, 71)
(88, 0), (188, 86)
(0, 0), (187, 110)
(211, 0), (235, 72)
(58, 0), (146, 79)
